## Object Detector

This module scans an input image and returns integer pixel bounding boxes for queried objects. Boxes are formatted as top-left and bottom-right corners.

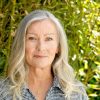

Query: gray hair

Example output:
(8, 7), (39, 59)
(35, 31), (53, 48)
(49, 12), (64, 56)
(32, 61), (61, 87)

(8, 10), (86, 100)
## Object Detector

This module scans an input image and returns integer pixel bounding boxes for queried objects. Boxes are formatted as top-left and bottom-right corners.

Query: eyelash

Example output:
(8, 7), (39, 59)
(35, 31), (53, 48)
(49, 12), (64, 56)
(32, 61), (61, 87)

(28, 37), (53, 41)
(28, 37), (36, 40)
(45, 37), (53, 41)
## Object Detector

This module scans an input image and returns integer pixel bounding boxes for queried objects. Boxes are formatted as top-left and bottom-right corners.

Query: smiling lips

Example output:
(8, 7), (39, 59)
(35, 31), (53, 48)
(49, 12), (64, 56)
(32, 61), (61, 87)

(34, 55), (47, 58)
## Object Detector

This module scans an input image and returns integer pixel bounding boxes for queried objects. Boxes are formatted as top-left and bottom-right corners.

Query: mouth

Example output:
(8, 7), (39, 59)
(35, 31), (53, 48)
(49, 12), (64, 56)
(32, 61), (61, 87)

(34, 55), (47, 58)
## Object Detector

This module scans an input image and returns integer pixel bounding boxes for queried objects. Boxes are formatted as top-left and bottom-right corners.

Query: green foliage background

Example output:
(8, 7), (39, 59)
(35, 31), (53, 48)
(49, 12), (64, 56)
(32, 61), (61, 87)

(0, 0), (100, 99)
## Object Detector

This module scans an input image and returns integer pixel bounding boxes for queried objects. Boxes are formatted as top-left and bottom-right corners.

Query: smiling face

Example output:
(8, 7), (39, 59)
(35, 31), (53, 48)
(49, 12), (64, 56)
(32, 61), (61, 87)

(25, 19), (59, 70)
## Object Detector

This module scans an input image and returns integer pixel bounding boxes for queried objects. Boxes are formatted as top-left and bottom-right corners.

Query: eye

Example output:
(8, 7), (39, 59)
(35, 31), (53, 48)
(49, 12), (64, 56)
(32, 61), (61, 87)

(28, 37), (37, 40)
(45, 37), (53, 41)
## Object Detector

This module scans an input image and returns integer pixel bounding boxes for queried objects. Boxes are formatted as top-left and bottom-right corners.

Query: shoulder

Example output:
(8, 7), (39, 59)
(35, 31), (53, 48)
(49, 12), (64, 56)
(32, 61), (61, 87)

(79, 85), (88, 100)
(70, 84), (89, 100)
(0, 77), (12, 99)
(0, 77), (10, 89)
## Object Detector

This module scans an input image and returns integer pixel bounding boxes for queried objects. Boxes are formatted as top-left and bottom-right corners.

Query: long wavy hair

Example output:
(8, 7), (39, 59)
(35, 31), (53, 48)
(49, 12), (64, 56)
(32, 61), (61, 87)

(8, 10), (85, 100)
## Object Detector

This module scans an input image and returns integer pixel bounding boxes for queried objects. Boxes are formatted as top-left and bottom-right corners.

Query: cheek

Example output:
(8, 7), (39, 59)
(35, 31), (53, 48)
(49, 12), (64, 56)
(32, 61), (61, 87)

(25, 43), (35, 57)
(47, 44), (58, 54)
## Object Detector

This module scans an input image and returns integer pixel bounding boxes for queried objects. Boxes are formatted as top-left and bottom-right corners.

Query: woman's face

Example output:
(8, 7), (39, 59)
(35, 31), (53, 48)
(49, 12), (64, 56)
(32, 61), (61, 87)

(25, 19), (59, 69)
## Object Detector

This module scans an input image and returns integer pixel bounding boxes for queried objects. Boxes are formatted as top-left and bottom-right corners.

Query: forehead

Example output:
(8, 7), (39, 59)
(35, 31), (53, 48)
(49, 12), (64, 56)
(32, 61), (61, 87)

(26, 19), (58, 35)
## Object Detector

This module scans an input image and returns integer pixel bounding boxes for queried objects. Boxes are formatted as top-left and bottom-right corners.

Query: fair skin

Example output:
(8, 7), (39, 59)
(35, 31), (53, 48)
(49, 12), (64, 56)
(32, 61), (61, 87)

(25, 19), (59, 100)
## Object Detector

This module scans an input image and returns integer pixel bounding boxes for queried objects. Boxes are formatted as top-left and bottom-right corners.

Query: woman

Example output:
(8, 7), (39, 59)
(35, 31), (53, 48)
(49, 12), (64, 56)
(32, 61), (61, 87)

(0, 10), (88, 100)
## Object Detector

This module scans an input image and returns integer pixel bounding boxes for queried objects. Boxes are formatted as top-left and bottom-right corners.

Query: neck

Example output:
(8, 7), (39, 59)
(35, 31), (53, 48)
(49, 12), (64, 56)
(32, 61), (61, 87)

(27, 66), (54, 84)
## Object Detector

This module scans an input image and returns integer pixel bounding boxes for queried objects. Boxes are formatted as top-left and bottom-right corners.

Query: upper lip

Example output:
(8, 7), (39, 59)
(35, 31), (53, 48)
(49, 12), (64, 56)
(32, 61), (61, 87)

(34, 55), (47, 57)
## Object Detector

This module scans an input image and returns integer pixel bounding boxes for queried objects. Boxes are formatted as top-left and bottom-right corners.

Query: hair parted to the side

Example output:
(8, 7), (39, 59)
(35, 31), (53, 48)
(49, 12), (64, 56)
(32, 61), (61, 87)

(8, 10), (85, 100)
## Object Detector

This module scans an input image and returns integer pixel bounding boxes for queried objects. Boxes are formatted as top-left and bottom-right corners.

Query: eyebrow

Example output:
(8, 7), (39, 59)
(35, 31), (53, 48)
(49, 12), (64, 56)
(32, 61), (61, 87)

(27, 33), (55, 36)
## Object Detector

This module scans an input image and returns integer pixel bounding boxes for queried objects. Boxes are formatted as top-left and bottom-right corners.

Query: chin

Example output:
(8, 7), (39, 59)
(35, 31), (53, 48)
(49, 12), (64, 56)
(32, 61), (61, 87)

(34, 64), (51, 69)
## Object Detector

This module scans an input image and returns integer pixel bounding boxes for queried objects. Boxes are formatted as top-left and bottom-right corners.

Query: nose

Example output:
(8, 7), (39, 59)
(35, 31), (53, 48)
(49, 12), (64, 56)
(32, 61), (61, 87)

(36, 40), (46, 51)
